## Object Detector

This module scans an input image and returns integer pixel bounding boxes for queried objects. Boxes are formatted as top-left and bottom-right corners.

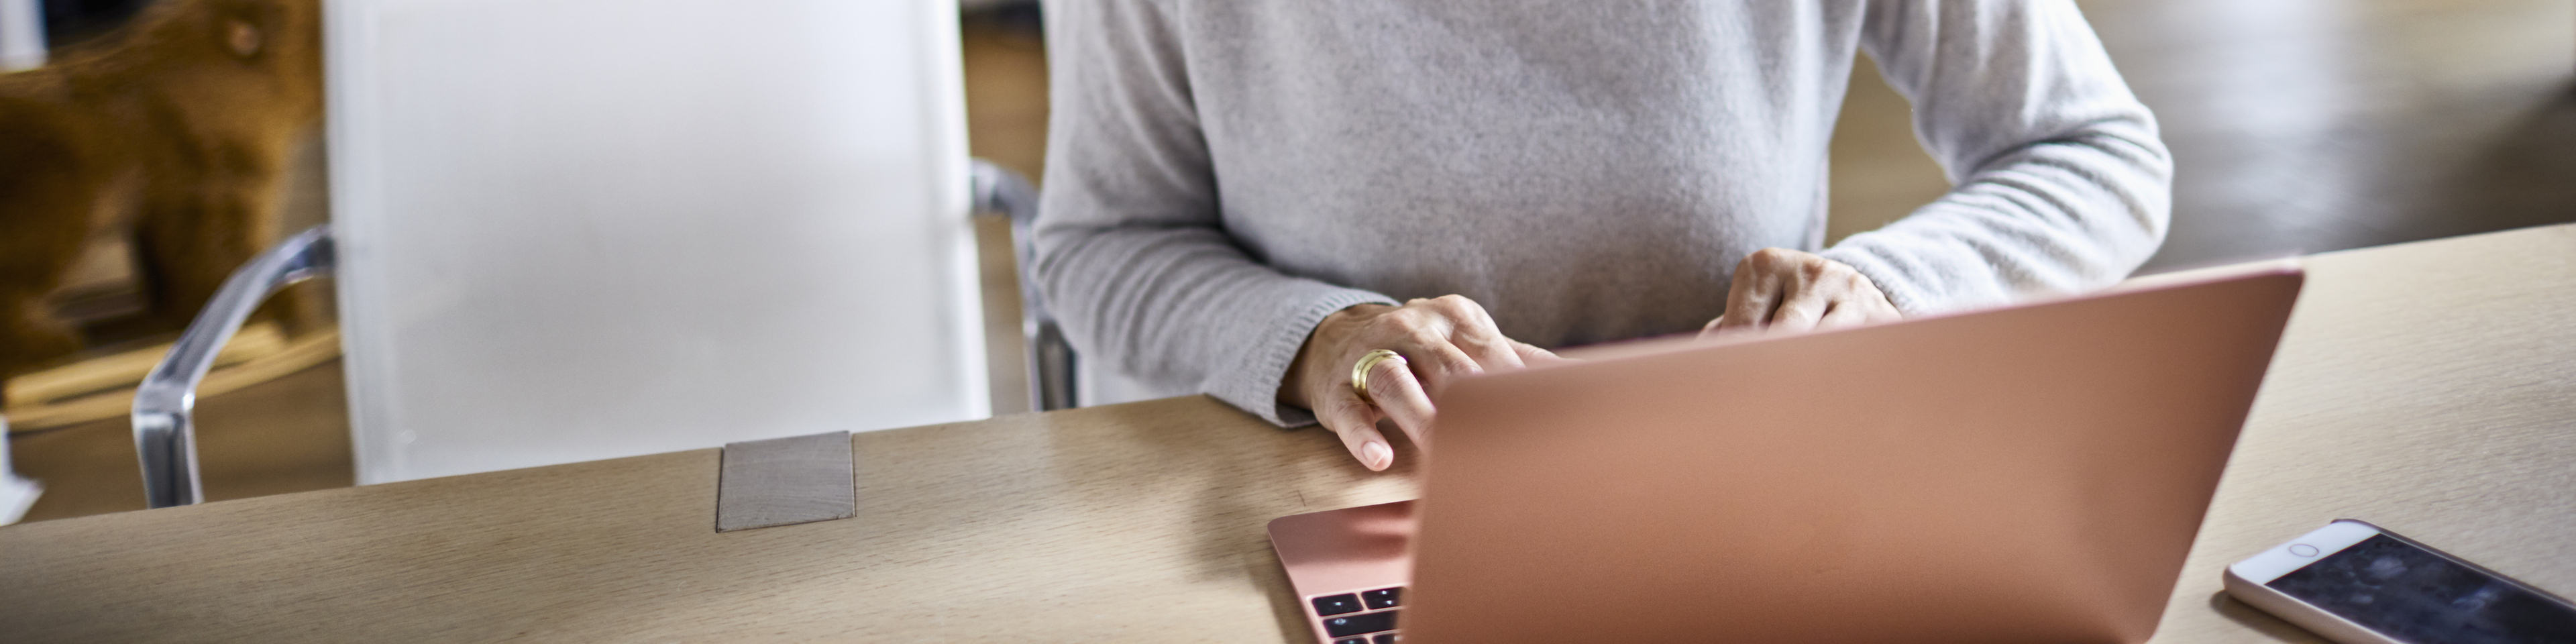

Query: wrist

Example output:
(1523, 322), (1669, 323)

(1278, 303), (1391, 409)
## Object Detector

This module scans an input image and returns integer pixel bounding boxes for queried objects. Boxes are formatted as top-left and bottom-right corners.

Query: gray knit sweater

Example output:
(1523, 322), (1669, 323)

(1032, 0), (2170, 426)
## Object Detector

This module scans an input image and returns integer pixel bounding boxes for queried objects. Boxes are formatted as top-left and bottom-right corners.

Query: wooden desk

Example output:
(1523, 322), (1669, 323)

(5, 225), (2573, 643)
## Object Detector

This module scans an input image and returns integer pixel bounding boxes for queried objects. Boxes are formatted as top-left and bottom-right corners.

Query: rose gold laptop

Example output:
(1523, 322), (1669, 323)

(1269, 266), (2304, 644)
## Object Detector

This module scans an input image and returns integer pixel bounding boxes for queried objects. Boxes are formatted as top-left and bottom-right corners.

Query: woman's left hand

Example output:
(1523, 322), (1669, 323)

(1703, 248), (1901, 336)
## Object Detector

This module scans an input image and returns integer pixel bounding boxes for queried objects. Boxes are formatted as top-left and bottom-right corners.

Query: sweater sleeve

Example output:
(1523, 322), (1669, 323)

(1819, 0), (2172, 314)
(1032, 0), (1396, 426)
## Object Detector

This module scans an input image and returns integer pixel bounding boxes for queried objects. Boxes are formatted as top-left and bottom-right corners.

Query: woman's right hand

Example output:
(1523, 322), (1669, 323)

(1279, 295), (1560, 471)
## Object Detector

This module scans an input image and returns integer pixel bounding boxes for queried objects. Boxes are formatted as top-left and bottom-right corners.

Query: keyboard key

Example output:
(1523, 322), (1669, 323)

(1373, 633), (1401, 643)
(1332, 639), (1368, 644)
(1311, 594), (1363, 616)
(1323, 609), (1398, 637)
(1362, 586), (1402, 609)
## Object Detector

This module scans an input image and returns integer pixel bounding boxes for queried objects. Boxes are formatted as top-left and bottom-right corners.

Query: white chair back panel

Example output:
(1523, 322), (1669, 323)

(327, 0), (983, 484)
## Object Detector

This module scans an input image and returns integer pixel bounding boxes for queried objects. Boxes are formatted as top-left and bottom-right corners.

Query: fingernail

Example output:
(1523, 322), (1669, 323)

(1363, 441), (1392, 470)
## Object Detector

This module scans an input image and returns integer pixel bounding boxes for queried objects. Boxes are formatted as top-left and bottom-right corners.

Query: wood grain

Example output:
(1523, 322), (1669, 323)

(1, 224), (2570, 643)
(0, 396), (1416, 643)
(2145, 223), (2576, 643)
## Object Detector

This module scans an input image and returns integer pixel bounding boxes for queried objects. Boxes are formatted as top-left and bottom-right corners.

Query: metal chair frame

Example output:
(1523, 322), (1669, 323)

(132, 226), (335, 508)
(971, 160), (1077, 413)
(133, 160), (1067, 508)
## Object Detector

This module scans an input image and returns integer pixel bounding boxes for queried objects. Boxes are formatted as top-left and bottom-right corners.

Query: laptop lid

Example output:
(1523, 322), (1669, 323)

(1401, 267), (2303, 643)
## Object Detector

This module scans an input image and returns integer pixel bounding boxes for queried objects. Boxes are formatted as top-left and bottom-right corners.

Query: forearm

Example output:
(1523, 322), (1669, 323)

(1833, 0), (2171, 313)
(1036, 0), (1395, 425)
(1033, 222), (1393, 425)
(1822, 124), (2168, 313)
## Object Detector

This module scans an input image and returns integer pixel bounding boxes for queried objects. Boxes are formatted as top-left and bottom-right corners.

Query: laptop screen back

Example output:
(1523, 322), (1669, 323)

(1402, 270), (2302, 643)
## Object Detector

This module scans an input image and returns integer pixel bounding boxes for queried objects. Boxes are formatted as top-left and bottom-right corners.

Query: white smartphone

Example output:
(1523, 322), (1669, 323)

(2224, 519), (2576, 644)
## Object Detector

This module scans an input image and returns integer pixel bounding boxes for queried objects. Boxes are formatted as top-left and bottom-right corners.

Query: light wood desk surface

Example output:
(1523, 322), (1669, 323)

(6, 224), (2573, 643)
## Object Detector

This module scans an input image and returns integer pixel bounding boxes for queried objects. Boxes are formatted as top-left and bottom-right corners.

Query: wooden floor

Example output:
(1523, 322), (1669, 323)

(9, 1), (2571, 523)
(1827, 0), (2576, 271)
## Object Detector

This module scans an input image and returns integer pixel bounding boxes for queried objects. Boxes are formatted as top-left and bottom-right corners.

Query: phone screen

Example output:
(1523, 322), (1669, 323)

(2267, 535), (2576, 643)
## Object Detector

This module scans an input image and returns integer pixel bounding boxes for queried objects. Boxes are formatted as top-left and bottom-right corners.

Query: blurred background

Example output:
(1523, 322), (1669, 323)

(1, 0), (2569, 522)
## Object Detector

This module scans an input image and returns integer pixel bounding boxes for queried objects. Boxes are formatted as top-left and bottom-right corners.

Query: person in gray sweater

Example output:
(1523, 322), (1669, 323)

(1032, 0), (2170, 470)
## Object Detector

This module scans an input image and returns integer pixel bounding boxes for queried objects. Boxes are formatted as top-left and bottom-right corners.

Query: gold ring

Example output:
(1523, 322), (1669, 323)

(1351, 349), (1405, 402)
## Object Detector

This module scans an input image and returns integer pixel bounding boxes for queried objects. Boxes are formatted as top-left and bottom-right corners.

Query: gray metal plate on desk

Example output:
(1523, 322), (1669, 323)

(716, 431), (854, 532)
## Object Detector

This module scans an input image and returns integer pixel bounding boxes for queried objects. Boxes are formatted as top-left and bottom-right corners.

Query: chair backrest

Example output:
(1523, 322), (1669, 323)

(325, 0), (985, 483)
(0, 0), (43, 72)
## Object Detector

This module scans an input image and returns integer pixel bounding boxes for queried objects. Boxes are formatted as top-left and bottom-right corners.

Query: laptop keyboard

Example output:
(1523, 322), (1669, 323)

(1312, 586), (1403, 643)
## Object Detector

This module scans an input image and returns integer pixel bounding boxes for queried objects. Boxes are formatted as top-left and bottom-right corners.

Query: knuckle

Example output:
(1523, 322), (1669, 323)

(1369, 311), (1426, 334)
(1401, 306), (1442, 326)
(1321, 405), (1372, 431)
(1751, 248), (1796, 267)
(1366, 372), (1413, 400)
(1324, 388), (1372, 411)
(1401, 328), (1447, 350)
(1797, 259), (1831, 280)
(1430, 347), (1480, 372)
(1405, 370), (1444, 394)
(1368, 355), (1412, 380)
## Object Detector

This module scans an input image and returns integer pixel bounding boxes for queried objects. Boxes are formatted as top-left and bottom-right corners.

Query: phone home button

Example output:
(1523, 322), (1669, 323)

(2288, 544), (2320, 557)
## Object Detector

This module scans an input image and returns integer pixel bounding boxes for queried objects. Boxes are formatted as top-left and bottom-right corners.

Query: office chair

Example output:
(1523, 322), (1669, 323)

(130, 0), (1076, 508)
(136, 160), (1065, 508)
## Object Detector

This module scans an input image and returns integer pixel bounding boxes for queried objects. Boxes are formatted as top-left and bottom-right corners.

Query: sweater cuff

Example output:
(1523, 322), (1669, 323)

(1820, 241), (1935, 316)
(1205, 286), (1399, 427)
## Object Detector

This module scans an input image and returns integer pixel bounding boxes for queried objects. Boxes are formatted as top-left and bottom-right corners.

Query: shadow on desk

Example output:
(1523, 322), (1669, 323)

(2206, 591), (2324, 643)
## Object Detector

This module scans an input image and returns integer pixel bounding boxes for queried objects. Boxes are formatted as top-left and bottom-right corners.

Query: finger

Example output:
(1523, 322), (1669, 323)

(1512, 340), (1568, 365)
(1424, 295), (1526, 371)
(1362, 352), (1441, 448)
(1317, 390), (1395, 470)
(1859, 286), (1904, 324)
(1721, 261), (1785, 331)
(1816, 299), (1874, 331)
(1399, 331), (1487, 392)
(1444, 316), (1527, 372)
(1768, 284), (1832, 333)
(1868, 302), (1904, 324)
